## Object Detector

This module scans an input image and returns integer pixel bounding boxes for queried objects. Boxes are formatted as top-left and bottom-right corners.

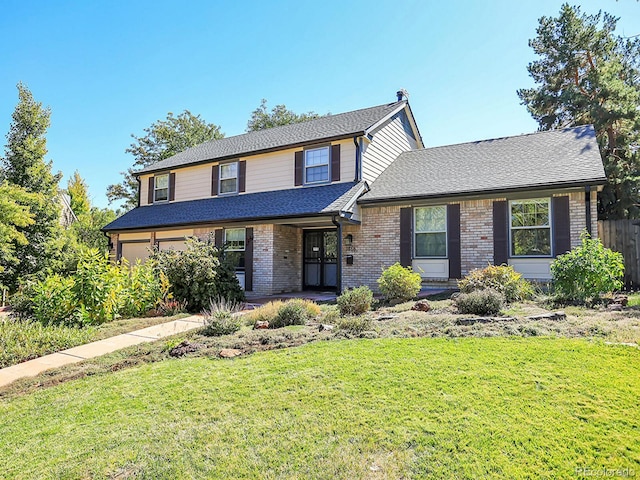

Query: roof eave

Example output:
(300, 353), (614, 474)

(357, 178), (608, 205)
(135, 132), (366, 177)
(102, 210), (342, 233)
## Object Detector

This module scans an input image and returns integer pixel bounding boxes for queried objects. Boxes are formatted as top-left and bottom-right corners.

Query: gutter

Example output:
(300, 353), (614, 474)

(357, 178), (608, 206)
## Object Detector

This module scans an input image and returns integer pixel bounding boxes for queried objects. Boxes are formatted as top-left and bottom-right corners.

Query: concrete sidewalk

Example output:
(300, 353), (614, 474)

(0, 315), (203, 388)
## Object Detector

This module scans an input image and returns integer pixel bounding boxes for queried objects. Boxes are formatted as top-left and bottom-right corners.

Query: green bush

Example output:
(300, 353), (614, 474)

(271, 299), (319, 328)
(551, 235), (624, 304)
(246, 300), (283, 326)
(151, 236), (244, 312)
(337, 315), (372, 334)
(23, 248), (168, 326)
(201, 298), (243, 336)
(337, 286), (374, 316)
(377, 263), (422, 302)
(455, 289), (503, 316)
(458, 264), (533, 303)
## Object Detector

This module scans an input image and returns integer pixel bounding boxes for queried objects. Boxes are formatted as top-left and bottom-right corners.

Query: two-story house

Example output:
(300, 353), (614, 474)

(103, 93), (606, 295)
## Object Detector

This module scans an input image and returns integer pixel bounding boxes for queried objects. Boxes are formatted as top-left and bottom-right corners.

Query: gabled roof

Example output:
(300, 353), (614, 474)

(360, 125), (606, 204)
(138, 101), (409, 175)
(103, 182), (364, 232)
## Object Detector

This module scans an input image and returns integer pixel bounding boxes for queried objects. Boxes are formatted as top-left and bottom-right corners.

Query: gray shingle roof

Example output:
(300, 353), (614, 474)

(103, 182), (364, 231)
(138, 101), (405, 174)
(360, 125), (606, 203)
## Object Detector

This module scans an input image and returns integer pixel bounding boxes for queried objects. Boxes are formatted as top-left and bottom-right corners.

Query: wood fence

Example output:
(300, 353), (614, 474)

(598, 220), (640, 287)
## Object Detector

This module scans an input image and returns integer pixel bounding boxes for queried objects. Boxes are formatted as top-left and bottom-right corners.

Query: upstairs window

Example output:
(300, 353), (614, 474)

(219, 162), (238, 194)
(414, 206), (447, 257)
(225, 228), (246, 271)
(154, 174), (169, 202)
(510, 198), (551, 256)
(304, 147), (329, 184)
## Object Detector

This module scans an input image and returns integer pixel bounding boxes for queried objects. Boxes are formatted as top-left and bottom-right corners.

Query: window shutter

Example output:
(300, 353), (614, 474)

(447, 204), (461, 278)
(211, 165), (219, 196)
(294, 151), (303, 186)
(148, 177), (154, 204)
(331, 144), (341, 182)
(552, 196), (571, 256)
(400, 207), (412, 267)
(244, 227), (253, 291)
(214, 229), (223, 248)
(493, 200), (508, 265)
(238, 161), (246, 193)
(168, 173), (176, 201)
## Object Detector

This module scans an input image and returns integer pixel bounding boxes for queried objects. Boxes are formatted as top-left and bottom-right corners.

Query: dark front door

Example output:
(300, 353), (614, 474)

(303, 230), (337, 290)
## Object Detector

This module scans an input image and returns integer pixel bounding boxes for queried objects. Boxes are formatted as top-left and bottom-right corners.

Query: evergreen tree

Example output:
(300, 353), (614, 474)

(67, 170), (91, 218)
(0, 83), (62, 290)
(518, 4), (640, 219)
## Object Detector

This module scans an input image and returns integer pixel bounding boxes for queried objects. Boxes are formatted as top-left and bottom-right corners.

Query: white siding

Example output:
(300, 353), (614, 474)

(119, 232), (151, 241)
(156, 229), (194, 239)
(139, 139), (357, 205)
(412, 259), (449, 280)
(362, 110), (418, 183)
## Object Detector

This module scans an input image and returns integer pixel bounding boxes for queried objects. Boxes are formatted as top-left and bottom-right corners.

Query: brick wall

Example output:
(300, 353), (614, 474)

(459, 199), (499, 276)
(272, 225), (303, 293)
(342, 205), (401, 291)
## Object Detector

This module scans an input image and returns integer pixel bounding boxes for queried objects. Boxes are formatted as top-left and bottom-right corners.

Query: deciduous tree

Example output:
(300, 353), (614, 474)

(246, 99), (324, 132)
(107, 111), (224, 210)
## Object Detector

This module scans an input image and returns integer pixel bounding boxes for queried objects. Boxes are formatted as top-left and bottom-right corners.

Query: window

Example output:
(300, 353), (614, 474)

(414, 206), (447, 257)
(219, 162), (238, 194)
(304, 147), (329, 184)
(154, 174), (169, 202)
(510, 198), (551, 256)
(225, 228), (245, 270)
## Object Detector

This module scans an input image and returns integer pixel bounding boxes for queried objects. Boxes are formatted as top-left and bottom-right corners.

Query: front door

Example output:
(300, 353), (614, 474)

(303, 230), (337, 290)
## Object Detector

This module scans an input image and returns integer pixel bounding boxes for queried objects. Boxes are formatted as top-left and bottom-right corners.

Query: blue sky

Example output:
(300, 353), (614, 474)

(1, 0), (638, 209)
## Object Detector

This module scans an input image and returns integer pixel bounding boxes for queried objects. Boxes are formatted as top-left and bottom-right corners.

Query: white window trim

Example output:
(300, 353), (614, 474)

(509, 198), (553, 258)
(219, 161), (239, 195)
(154, 173), (169, 203)
(413, 206), (448, 258)
(304, 146), (330, 185)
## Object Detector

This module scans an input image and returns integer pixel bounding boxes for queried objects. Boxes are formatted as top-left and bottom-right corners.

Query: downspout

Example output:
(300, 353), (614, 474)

(353, 136), (361, 182)
(331, 215), (343, 294)
(585, 186), (592, 236)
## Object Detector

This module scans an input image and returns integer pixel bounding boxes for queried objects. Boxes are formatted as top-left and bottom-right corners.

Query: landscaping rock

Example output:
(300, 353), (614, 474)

(169, 341), (206, 358)
(254, 321), (269, 329)
(318, 324), (334, 332)
(219, 348), (243, 358)
(411, 300), (431, 312)
(455, 317), (516, 326)
(526, 311), (566, 321)
(607, 303), (623, 311)
(375, 314), (397, 321)
(612, 294), (628, 306)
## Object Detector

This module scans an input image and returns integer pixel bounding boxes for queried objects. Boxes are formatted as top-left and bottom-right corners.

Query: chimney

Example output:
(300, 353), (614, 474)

(396, 89), (408, 102)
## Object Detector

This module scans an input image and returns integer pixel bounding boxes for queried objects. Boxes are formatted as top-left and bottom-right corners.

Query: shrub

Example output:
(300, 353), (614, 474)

(151, 236), (244, 312)
(201, 298), (243, 336)
(271, 299), (319, 328)
(454, 289), (503, 316)
(458, 264), (533, 303)
(551, 235), (624, 304)
(31, 275), (77, 325)
(337, 315), (372, 334)
(377, 263), (422, 302)
(337, 286), (374, 316)
(246, 300), (283, 326)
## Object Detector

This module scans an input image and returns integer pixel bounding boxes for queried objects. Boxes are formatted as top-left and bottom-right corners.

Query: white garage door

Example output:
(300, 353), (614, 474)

(121, 242), (151, 264)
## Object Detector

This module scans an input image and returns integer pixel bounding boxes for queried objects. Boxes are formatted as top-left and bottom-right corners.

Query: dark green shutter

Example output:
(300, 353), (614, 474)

(244, 227), (253, 291)
(493, 200), (508, 265)
(168, 173), (175, 201)
(211, 166), (219, 196)
(552, 196), (571, 256)
(214, 229), (223, 248)
(148, 177), (154, 204)
(400, 207), (412, 267)
(331, 144), (341, 182)
(294, 151), (303, 186)
(238, 161), (246, 193)
(447, 204), (461, 278)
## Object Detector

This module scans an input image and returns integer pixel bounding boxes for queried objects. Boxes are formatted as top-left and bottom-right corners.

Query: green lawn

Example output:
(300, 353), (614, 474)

(1, 337), (638, 479)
